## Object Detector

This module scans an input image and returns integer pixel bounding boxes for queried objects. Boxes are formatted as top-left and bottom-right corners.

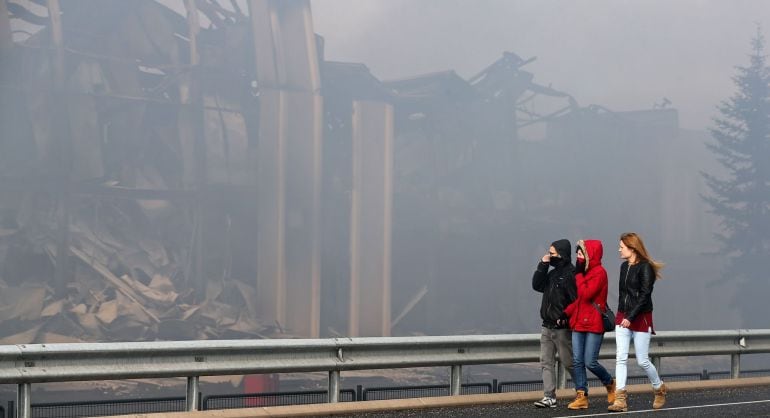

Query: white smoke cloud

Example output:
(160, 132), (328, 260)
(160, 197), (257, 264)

(311, 0), (770, 130)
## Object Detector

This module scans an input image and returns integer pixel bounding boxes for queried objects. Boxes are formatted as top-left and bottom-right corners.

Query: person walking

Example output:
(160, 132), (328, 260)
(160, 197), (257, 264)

(563, 239), (616, 410)
(608, 232), (666, 412)
(531, 239), (577, 408)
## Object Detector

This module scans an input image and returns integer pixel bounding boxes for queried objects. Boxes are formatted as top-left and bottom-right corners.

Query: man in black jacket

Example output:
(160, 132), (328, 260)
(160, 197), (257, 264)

(531, 239), (577, 408)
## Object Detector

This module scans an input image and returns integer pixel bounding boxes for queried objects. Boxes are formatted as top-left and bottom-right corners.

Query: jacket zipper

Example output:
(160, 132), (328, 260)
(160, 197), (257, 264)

(623, 264), (631, 312)
(546, 281), (554, 326)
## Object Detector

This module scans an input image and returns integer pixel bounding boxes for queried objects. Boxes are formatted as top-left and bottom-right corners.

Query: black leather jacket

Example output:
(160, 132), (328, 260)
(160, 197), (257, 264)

(617, 261), (655, 321)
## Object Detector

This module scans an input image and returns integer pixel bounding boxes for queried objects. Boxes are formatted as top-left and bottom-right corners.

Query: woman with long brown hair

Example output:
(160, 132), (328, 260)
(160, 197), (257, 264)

(608, 232), (666, 412)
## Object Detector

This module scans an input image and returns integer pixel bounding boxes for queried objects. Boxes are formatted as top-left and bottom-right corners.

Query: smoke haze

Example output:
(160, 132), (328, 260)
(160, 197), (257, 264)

(2, 0), (770, 345)
(312, 0), (770, 130)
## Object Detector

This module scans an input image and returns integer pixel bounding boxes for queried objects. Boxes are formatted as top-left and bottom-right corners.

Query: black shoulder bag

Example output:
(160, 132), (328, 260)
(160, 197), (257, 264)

(592, 302), (615, 333)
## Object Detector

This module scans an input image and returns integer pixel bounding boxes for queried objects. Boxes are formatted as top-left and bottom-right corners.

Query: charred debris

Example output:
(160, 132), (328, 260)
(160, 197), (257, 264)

(0, 0), (670, 344)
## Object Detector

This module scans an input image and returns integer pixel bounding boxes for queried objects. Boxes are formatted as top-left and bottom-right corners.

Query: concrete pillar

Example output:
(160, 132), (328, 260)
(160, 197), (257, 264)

(348, 101), (393, 337)
(250, 0), (322, 337)
(283, 91), (322, 338)
(255, 88), (287, 329)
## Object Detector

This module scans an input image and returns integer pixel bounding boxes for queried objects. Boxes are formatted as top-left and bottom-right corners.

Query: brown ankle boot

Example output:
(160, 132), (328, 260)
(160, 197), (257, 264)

(605, 379), (616, 404)
(568, 390), (589, 410)
(607, 389), (627, 412)
(653, 383), (667, 409)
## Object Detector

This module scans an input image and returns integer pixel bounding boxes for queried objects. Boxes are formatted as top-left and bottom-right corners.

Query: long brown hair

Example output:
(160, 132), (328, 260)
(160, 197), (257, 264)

(620, 232), (664, 279)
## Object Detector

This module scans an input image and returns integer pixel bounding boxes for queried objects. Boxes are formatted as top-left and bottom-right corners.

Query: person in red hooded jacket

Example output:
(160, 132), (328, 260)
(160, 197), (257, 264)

(563, 239), (615, 410)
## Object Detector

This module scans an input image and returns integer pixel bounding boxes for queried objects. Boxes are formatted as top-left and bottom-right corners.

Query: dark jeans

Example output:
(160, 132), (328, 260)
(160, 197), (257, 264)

(572, 331), (613, 393)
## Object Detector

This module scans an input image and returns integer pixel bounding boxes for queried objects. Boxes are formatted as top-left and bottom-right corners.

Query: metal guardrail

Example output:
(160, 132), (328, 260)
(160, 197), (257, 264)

(1, 329), (768, 418)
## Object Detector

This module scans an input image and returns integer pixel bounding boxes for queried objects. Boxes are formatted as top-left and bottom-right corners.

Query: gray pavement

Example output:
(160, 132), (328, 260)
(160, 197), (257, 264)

(336, 385), (770, 417)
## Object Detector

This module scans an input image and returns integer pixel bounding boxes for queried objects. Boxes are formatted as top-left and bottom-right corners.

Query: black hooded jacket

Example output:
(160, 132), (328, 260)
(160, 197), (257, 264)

(532, 239), (577, 328)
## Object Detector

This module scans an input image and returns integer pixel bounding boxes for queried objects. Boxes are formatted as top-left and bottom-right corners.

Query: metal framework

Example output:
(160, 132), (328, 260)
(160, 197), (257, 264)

(1, 329), (769, 417)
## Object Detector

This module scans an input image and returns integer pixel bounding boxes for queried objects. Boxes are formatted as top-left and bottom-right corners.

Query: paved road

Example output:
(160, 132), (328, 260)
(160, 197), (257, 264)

(340, 385), (770, 417)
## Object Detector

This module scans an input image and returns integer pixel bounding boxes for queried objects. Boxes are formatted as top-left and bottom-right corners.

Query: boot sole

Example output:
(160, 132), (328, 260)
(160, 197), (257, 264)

(568, 406), (589, 410)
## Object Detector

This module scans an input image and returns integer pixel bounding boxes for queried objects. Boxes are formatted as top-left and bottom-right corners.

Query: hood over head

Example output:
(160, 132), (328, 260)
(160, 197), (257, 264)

(550, 239), (572, 265)
(577, 239), (603, 272)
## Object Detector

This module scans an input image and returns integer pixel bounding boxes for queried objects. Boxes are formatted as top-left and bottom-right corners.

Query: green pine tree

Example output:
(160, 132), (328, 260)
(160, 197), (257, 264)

(703, 28), (770, 327)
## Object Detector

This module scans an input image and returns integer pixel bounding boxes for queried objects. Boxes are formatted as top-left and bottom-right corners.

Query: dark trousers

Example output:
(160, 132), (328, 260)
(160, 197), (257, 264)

(540, 327), (575, 398)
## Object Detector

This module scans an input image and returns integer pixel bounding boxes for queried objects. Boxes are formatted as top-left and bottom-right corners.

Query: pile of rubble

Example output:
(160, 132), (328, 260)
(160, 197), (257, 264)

(0, 193), (274, 344)
(0, 0), (278, 344)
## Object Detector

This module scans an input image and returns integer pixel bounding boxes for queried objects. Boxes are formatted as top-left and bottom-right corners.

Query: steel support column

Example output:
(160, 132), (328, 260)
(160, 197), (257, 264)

(328, 370), (340, 403)
(17, 383), (30, 418)
(186, 376), (200, 411)
(450, 365), (462, 396)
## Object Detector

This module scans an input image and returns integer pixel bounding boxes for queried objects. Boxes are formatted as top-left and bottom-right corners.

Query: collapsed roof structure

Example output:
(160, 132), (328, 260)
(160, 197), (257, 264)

(1, 0), (703, 346)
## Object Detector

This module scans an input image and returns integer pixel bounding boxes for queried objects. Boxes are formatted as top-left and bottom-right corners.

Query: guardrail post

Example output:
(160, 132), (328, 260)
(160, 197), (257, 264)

(328, 370), (340, 403)
(450, 365), (462, 396)
(186, 376), (200, 411)
(652, 356), (661, 372)
(731, 354), (741, 379)
(17, 383), (30, 418)
(556, 360), (567, 389)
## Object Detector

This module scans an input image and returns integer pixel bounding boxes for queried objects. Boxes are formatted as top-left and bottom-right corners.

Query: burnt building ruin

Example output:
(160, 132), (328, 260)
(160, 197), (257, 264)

(0, 0), (720, 345)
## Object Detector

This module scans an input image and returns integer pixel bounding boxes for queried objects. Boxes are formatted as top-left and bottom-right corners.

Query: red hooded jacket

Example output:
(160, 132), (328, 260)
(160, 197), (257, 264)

(563, 239), (608, 333)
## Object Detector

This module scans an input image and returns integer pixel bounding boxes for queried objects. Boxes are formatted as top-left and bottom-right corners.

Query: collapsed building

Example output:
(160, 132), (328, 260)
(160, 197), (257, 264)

(0, 0), (719, 346)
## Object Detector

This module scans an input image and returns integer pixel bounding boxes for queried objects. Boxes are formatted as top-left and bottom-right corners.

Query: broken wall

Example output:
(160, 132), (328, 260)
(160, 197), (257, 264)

(0, 0), (324, 342)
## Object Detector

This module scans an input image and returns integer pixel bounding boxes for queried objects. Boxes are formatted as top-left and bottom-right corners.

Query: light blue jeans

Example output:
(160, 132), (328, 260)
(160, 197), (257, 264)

(615, 325), (663, 390)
